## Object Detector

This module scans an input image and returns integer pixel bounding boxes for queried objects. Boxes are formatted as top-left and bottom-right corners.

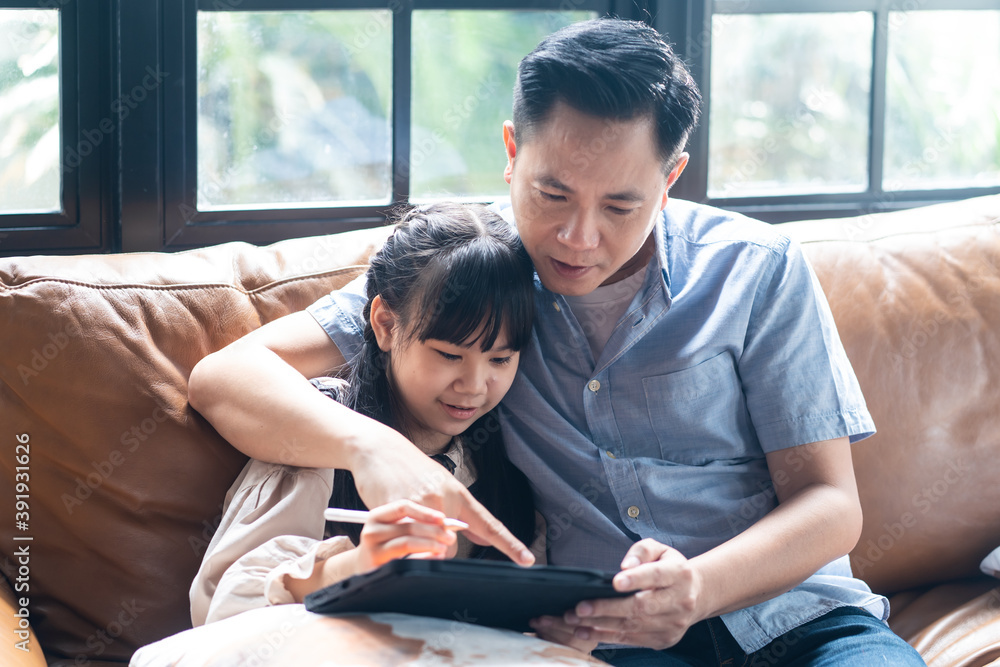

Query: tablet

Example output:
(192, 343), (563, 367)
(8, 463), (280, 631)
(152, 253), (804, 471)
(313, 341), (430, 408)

(303, 558), (630, 632)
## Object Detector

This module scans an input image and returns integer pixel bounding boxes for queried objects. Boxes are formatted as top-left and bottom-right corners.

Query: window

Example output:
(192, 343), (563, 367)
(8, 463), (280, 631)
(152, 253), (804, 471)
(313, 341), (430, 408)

(161, 1), (608, 250)
(410, 10), (592, 200)
(883, 9), (1000, 192)
(0, 1), (109, 254)
(0, 9), (60, 214)
(667, 1), (1000, 222)
(195, 10), (394, 210)
(4, 1), (996, 254)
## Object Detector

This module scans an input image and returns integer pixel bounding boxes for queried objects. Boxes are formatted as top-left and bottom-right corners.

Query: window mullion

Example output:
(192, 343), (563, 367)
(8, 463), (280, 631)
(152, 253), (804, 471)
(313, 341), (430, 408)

(667, 0), (710, 204)
(869, 3), (889, 198)
(393, 3), (412, 205)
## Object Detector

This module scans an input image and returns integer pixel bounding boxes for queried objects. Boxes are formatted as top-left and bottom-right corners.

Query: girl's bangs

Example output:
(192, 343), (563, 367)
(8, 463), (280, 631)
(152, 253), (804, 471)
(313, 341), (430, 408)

(411, 242), (533, 352)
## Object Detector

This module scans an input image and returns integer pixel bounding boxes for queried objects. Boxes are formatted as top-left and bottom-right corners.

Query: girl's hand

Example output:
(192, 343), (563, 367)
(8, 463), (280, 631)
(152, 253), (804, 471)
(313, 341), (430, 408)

(353, 499), (459, 574)
(352, 439), (535, 566)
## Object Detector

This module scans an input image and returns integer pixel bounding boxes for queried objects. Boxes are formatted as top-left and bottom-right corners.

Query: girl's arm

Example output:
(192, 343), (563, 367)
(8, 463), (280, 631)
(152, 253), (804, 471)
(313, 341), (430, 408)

(188, 311), (534, 566)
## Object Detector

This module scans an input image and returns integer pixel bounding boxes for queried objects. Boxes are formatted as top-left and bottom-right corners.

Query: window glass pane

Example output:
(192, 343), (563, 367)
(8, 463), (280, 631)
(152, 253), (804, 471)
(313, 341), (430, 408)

(197, 11), (391, 210)
(708, 12), (872, 198)
(411, 10), (594, 201)
(884, 10), (1000, 192)
(0, 10), (59, 214)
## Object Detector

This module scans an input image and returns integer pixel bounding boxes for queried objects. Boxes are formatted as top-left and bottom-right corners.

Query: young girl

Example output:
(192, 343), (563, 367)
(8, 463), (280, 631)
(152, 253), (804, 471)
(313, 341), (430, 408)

(189, 202), (539, 626)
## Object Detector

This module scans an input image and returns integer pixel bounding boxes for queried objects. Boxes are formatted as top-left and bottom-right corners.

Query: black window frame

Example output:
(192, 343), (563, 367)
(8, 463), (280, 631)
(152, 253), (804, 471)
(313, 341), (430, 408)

(0, 0), (111, 255)
(147, 0), (637, 251)
(5, 0), (998, 254)
(667, 0), (1000, 223)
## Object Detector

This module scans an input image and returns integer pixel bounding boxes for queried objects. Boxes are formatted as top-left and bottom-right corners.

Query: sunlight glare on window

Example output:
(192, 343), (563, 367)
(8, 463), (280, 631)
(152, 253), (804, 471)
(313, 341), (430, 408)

(197, 11), (392, 210)
(0, 10), (60, 214)
(708, 12), (872, 198)
(884, 10), (1000, 192)
(410, 10), (593, 201)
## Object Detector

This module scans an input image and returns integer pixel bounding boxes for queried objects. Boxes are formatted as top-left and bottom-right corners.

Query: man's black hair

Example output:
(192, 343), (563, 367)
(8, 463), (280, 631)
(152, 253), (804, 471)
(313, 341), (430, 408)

(513, 18), (702, 172)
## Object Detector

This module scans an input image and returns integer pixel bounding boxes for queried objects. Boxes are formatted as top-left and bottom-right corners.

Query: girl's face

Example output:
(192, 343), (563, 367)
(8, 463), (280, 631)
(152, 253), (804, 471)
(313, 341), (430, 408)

(390, 334), (520, 453)
(370, 295), (521, 454)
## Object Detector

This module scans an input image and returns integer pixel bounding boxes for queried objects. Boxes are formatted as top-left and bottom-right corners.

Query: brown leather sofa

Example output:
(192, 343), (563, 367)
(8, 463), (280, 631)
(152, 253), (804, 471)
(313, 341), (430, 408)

(2, 195), (999, 666)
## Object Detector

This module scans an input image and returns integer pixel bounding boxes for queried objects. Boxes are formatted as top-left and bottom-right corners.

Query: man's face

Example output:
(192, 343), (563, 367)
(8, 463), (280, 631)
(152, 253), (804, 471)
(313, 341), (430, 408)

(504, 101), (687, 296)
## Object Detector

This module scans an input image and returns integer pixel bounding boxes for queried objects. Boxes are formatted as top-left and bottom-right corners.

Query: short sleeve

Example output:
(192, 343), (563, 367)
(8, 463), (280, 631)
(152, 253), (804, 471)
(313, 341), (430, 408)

(306, 273), (369, 363)
(738, 237), (875, 452)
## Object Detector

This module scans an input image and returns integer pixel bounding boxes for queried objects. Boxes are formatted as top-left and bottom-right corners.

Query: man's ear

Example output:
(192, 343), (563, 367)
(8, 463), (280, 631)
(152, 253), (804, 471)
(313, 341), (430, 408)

(369, 294), (395, 352)
(660, 152), (690, 210)
(503, 121), (517, 185)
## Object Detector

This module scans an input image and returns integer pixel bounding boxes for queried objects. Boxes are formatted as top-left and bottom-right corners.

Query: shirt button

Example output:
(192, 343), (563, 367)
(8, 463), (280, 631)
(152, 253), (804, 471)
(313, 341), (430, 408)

(588, 379), (600, 393)
(627, 505), (640, 519)
(605, 450), (616, 459)
(553, 301), (561, 312)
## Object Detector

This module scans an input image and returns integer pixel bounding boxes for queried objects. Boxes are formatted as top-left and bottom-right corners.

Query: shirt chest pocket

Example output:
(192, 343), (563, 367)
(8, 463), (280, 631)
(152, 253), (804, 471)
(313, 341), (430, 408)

(641, 353), (753, 465)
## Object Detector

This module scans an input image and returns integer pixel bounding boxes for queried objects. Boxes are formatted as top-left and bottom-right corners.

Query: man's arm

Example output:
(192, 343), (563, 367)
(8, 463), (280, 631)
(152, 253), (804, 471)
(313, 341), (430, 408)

(531, 436), (862, 650)
(187, 311), (534, 565)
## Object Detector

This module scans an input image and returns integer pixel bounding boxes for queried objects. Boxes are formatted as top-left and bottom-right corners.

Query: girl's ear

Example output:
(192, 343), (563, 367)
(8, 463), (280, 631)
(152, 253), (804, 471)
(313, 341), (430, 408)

(369, 294), (396, 352)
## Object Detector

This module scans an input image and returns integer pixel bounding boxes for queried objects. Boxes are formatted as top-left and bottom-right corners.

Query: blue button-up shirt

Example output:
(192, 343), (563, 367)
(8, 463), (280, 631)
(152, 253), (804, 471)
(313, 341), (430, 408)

(307, 198), (888, 653)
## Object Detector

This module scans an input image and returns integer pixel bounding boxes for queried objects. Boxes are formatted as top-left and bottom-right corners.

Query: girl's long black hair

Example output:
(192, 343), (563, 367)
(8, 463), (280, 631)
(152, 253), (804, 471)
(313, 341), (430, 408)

(326, 202), (537, 559)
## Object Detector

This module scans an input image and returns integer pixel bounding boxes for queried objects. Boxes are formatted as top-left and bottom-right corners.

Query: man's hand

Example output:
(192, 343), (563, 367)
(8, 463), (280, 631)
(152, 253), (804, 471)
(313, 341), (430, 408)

(530, 436), (863, 651)
(530, 538), (702, 651)
(351, 439), (535, 566)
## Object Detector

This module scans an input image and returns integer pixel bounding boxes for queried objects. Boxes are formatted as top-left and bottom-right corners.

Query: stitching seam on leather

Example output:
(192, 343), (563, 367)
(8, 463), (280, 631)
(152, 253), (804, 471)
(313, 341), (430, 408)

(0, 265), (368, 294)
(797, 218), (1000, 245)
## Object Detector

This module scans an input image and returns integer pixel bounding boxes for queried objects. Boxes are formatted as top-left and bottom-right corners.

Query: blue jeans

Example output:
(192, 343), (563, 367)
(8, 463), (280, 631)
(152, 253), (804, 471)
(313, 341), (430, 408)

(591, 607), (926, 666)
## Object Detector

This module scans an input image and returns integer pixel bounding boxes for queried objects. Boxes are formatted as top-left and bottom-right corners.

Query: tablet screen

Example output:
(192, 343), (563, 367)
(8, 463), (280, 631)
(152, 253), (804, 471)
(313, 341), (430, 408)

(304, 558), (629, 632)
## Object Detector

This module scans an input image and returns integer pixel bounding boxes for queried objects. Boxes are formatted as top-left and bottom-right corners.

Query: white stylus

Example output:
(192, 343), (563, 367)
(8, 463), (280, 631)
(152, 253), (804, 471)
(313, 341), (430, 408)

(324, 507), (469, 531)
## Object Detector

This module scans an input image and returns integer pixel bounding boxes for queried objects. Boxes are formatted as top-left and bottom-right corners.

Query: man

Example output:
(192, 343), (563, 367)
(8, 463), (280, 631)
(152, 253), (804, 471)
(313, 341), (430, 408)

(189, 18), (925, 665)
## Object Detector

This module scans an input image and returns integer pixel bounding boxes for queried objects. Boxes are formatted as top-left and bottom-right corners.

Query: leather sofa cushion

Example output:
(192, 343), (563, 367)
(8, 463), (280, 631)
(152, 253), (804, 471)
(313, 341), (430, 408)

(3, 195), (1000, 662)
(0, 226), (391, 662)
(781, 195), (1000, 595)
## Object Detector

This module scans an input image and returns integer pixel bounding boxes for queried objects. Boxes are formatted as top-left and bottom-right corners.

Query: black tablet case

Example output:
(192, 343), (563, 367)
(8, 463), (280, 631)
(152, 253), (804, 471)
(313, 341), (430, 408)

(304, 558), (629, 632)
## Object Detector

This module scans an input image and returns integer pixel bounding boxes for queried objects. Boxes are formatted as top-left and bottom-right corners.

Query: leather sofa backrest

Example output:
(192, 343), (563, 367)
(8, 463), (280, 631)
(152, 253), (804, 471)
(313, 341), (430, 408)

(2, 196), (999, 661)
(0, 225), (392, 662)
(782, 195), (1000, 594)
